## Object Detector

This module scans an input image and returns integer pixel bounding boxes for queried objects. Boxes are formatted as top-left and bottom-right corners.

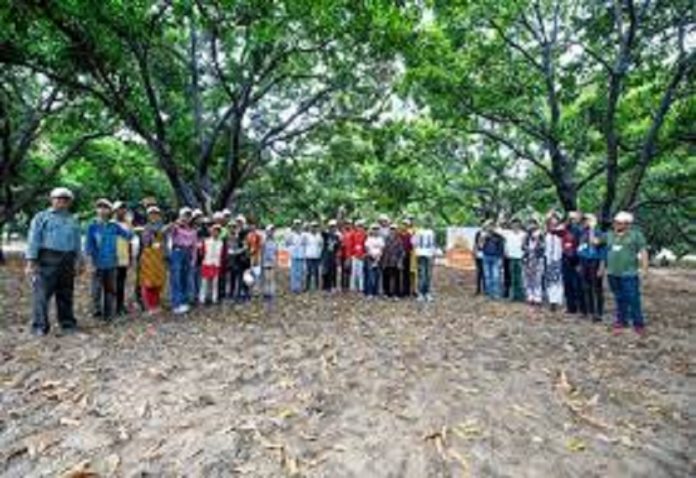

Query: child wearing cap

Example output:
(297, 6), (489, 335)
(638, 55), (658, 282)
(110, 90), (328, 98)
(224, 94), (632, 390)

(198, 224), (225, 304)
(85, 199), (133, 320)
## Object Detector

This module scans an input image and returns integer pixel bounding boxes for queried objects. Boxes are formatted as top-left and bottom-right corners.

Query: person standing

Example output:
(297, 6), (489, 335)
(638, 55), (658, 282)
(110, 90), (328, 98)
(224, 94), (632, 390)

(198, 224), (224, 305)
(137, 206), (168, 314)
(382, 224), (405, 298)
(229, 215), (251, 302)
(350, 220), (367, 292)
(169, 208), (197, 314)
(261, 225), (279, 301)
(544, 211), (565, 311)
(503, 218), (527, 302)
(412, 217), (437, 302)
(606, 211), (649, 335)
(285, 219), (306, 293)
(25, 188), (83, 336)
(321, 219), (341, 292)
(578, 213), (606, 322)
(556, 211), (586, 315)
(304, 222), (323, 291)
(473, 227), (485, 295)
(85, 199), (133, 321)
(479, 221), (505, 300)
(523, 218), (545, 306)
(364, 224), (385, 297)
(113, 201), (132, 315)
(398, 219), (414, 298)
(339, 220), (354, 291)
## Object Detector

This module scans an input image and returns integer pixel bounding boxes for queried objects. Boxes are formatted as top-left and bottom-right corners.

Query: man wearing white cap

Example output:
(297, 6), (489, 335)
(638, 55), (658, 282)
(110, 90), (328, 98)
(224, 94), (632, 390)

(285, 219), (307, 293)
(25, 188), (82, 336)
(85, 198), (133, 320)
(606, 211), (648, 335)
(304, 221), (323, 291)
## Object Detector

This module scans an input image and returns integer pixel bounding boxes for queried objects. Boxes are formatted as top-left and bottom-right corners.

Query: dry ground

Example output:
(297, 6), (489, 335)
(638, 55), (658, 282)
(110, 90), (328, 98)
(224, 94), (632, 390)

(0, 266), (694, 477)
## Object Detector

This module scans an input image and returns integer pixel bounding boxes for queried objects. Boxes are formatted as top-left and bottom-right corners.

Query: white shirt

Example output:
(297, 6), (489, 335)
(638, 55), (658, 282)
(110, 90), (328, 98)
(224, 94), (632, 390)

(285, 230), (306, 259)
(412, 228), (436, 257)
(503, 229), (526, 260)
(304, 232), (323, 259)
(365, 235), (385, 260)
(202, 238), (224, 267)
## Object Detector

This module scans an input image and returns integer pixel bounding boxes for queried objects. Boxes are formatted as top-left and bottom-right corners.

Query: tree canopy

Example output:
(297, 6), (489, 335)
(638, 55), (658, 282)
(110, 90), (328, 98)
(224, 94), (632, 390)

(0, 0), (694, 252)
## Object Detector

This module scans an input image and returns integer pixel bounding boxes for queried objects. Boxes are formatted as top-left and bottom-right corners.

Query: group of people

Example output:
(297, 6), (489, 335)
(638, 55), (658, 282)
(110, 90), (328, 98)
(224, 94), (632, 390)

(474, 210), (649, 335)
(24, 188), (438, 336)
(24, 187), (649, 337)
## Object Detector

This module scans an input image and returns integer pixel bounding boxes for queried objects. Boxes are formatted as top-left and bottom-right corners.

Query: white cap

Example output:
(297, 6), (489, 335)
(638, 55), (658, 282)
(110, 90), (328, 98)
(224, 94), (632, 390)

(265, 224), (275, 232)
(112, 200), (126, 210)
(378, 214), (389, 222)
(614, 211), (634, 223)
(355, 219), (365, 226)
(222, 209), (232, 217)
(179, 207), (193, 217)
(212, 211), (224, 221)
(95, 198), (113, 209)
(146, 206), (161, 215)
(235, 214), (246, 223)
(50, 187), (74, 200)
(292, 219), (302, 225)
(328, 219), (337, 227)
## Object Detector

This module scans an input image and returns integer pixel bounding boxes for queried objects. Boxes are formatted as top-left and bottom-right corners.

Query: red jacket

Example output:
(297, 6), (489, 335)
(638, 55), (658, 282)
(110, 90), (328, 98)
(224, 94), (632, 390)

(341, 228), (355, 260)
(351, 229), (367, 259)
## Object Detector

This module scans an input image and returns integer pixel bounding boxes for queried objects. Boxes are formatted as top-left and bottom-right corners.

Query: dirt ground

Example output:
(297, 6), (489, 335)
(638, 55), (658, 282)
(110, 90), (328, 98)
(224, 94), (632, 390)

(0, 266), (694, 477)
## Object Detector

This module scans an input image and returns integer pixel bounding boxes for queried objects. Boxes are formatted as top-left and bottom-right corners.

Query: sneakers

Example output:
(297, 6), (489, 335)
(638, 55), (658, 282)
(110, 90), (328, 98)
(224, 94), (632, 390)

(416, 295), (425, 302)
(634, 326), (646, 337)
(173, 305), (189, 315)
(612, 323), (626, 335)
(426, 294), (434, 302)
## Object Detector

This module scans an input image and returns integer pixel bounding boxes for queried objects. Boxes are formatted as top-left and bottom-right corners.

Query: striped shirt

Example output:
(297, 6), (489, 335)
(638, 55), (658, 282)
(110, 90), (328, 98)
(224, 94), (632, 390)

(25, 208), (82, 260)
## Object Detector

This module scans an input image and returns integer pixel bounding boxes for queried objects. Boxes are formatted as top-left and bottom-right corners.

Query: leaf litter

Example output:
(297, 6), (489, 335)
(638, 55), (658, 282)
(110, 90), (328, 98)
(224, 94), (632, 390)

(0, 267), (694, 476)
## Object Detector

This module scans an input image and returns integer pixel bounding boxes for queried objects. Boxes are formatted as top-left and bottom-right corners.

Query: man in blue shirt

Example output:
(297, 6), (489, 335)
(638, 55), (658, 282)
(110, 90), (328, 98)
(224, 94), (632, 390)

(25, 187), (83, 336)
(85, 198), (132, 320)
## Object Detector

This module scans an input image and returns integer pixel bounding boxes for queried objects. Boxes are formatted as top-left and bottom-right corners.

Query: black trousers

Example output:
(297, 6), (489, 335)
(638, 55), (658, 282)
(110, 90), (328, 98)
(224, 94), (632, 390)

(562, 256), (586, 314)
(475, 258), (484, 294)
(116, 266), (128, 314)
(383, 266), (400, 297)
(322, 260), (337, 291)
(503, 257), (511, 298)
(399, 254), (411, 297)
(31, 250), (77, 332)
(340, 258), (351, 291)
(580, 258), (604, 318)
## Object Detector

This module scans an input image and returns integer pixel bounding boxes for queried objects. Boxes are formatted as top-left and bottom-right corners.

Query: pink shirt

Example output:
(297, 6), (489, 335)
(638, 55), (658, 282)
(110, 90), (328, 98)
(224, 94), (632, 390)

(171, 224), (197, 249)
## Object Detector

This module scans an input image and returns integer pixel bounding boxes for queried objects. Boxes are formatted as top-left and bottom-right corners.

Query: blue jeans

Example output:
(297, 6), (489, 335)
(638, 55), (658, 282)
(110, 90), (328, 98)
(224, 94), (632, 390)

(417, 256), (432, 296)
(483, 255), (502, 299)
(290, 257), (305, 293)
(305, 258), (320, 291)
(170, 248), (192, 308)
(365, 259), (381, 296)
(608, 275), (644, 327)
